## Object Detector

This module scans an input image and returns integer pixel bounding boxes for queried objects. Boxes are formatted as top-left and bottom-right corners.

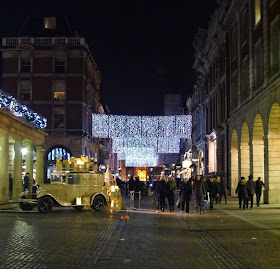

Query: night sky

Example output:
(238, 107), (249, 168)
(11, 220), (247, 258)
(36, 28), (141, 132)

(0, 0), (216, 115)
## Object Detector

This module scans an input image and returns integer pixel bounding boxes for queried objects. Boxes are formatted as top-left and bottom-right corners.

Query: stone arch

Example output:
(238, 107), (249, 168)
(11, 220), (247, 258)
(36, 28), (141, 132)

(268, 103), (280, 203)
(253, 114), (264, 183)
(231, 129), (238, 194)
(240, 122), (250, 180)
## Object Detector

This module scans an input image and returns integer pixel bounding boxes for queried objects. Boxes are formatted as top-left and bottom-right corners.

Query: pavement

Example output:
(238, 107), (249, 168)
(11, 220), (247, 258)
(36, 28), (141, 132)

(1, 193), (280, 268)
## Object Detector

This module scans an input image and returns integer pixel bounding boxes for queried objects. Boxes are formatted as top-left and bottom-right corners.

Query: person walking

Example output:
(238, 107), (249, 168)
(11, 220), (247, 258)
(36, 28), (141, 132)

(246, 175), (256, 209)
(207, 177), (216, 210)
(194, 176), (206, 214)
(236, 177), (248, 210)
(9, 174), (13, 200)
(179, 178), (192, 213)
(255, 177), (265, 207)
(166, 176), (176, 212)
(23, 172), (30, 191)
(157, 176), (167, 212)
(128, 176), (135, 192)
(220, 177), (227, 204)
(215, 176), (221, 203)
(116, 176), (121, 189)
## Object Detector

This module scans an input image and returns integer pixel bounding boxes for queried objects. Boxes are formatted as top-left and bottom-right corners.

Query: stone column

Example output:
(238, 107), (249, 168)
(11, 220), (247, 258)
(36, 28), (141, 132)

(263, 133), (269, 204)
(35, 145), (44, 185)
(25, 142), (34, 193)
(0, 131), (9, 203)
(13, 138), (23, 199)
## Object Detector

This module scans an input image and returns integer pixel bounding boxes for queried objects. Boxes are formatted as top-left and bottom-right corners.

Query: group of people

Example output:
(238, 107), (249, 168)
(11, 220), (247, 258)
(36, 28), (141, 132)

(235, 175), (265, 210)
(154, 175), (228, 214)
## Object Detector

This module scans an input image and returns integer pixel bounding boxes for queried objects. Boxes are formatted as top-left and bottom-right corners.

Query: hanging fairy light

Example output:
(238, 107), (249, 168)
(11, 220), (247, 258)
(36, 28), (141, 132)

(0, 90), (47, 129)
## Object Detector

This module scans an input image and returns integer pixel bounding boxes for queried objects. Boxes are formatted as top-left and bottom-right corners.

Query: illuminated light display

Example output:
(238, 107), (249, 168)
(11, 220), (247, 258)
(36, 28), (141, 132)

(92, 114), (192, 167)
(0, 90), (47, 129)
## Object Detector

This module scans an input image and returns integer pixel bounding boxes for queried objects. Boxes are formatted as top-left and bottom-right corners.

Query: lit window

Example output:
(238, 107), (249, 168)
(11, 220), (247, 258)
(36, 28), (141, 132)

(255, 0), (261, 25)
(54, 109), (65, 128)
(44, 17), (56, 29)
(20, 58), (31, 73)
(54, 81), (66, 100)
(20, 81), (31, 101)
(55, 58), (65, 73)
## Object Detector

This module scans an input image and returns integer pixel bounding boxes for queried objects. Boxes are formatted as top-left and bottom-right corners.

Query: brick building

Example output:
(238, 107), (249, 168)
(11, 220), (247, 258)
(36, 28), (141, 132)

(192, 0), (280, 203)
(1, 16), (108, 178)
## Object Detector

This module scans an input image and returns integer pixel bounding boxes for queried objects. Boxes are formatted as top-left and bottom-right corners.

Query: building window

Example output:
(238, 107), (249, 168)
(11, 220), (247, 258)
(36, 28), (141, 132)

(20, 58), (31, 73)
(270, 18), (280, 77)
(231, 72), (238, 111)
(20, 81), (31, 101)
(255, 41), (264, 89)
(241, 57), (249, 102)
(241, 8), (249, 44)
(44, 17), (56, 29)
(54, 109), (65, 129)
(231, 27), (237, 60)
(53, 81), (66, 100)
(55, 58), (65, 73)
(255, 0), (261, 26)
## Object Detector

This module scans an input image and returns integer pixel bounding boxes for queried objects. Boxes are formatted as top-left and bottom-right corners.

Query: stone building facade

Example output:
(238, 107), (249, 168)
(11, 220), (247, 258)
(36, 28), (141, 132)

(192, 0), (280, 203)
(1, 17), (108, 178)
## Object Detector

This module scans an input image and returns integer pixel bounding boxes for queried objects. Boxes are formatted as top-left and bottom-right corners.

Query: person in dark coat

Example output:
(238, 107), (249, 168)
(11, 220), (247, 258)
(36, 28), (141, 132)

(236, 177), (248, 210)
(23, 172), (30, 191)
(255, 177), (265, 207)
(246, 175), (256, 209)
(9, 174), (13, 200)
(207, 177), (216, 210)
(116, 177), (122, 189)
(194, 176), (206, 214)
(166, 176), (176, 212)
(135, 177), (140, 192)
(220, 177), (227, 204)
(128, 176), (135, 192)
(215, 176), (221, 203)
(179, 178), (192, 213)
(156, 176), (167, 212)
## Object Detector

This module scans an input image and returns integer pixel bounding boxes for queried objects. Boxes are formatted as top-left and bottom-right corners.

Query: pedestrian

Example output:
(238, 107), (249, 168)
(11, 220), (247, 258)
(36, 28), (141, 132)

(166, 176), (176, 212)
(116, 176), (121, 189)
(179, 177), (192, 213)
(235, 177), (248, 210)
(23, 172), (30, 191)
(255, 177), (265, 207)
(220, 177), (227, 204)
(9, 173), (13, 200)
(193, 176), (206, 214)
(156, 175), (167, 212)
(128, 176), (135, 192)
(207, 177), (216, 210)
(135, 177), (140, 192)
(246, 175), (256, 209)
(215, 176), (221, 203)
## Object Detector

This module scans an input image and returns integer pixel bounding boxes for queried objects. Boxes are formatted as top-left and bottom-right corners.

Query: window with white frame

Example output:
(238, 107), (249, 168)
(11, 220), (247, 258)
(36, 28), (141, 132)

(20, 57), (31, 73)
(53, 80), (66, 100)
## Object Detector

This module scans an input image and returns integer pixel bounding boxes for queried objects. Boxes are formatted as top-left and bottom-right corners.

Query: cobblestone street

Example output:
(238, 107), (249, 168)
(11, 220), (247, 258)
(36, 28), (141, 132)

(1, 195), (280, 269)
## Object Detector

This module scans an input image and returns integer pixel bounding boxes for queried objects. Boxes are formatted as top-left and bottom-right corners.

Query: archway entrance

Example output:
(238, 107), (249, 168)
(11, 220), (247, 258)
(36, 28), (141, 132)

(240, 123), (250, 180)
(231, 130), (238, 195)
(253, 114), (264, 185)
(268, 103), (280, 203)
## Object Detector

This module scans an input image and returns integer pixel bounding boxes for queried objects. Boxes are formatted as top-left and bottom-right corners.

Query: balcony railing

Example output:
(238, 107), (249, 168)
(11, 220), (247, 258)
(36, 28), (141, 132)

(2, 37), (88, 48)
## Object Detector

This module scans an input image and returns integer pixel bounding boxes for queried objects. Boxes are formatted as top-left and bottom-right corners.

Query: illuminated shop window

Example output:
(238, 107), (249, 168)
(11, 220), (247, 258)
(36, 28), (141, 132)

(44, 17), (56, 29)
(54, 81), (66, 100)
(255, 0), (261, 25)
(20, 57), (31, 73)
(47, 147), (71, 161)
